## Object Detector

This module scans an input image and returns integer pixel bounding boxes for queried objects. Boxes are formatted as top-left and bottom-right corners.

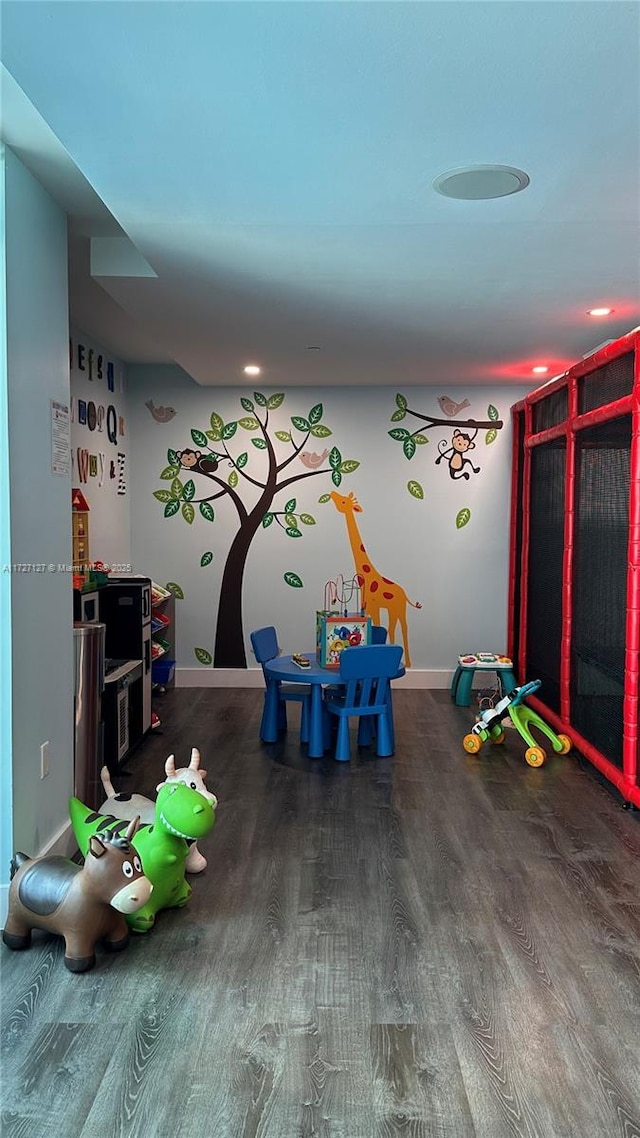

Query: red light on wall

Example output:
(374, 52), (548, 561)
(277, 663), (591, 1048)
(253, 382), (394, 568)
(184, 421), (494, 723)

(587, 307), (614, 317)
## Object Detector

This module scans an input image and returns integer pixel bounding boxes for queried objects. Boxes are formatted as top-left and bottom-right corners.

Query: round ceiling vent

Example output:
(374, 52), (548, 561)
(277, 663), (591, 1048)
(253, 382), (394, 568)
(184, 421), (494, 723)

(433, 165), (530, 200)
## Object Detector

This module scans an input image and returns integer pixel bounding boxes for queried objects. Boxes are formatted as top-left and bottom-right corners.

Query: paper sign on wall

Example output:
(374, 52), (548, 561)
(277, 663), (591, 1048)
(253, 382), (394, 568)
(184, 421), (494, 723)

(51, 400), (70, 476)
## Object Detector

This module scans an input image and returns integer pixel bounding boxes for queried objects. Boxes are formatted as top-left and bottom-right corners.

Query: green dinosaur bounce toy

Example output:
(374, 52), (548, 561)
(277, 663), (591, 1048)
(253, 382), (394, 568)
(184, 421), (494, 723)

(69, 782), (216, 933)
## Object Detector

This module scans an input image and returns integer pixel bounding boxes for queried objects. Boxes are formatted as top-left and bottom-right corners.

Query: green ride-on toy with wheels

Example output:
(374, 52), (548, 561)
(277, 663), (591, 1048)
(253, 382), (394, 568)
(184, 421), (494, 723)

(462, 679), (572, 767)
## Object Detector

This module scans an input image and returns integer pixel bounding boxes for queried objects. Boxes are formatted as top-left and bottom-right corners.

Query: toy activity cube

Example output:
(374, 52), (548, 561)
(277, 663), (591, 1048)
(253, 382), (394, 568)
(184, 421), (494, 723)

(316, 612), (371, 668)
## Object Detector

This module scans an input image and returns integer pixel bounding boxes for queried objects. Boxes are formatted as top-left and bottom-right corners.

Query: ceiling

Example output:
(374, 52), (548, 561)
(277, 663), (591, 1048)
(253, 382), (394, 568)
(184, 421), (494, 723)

(1, 1), (639, 388)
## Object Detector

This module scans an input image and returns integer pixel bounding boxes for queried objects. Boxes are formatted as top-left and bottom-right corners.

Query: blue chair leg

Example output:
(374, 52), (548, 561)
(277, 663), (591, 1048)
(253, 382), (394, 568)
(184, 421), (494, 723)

(334, 716), (351, 762)
(375, 710), (394, 756)
(454, 668), (475, 707)
(300, 699), (310, 744)
(357, 716), (374, 747)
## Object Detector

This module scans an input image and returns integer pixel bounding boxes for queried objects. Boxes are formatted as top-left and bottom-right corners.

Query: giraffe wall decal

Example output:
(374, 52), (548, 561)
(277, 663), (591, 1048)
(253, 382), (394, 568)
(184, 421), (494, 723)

(330, 491), (422, 667)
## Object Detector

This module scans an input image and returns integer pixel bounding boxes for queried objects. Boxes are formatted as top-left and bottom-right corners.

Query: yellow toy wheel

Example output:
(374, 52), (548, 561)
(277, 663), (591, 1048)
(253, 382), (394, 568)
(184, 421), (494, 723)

(525, 746), (545, 767)
(463, 734), (482, 754)
(556, 733), (572, 755)
(491, 730), (506, 744)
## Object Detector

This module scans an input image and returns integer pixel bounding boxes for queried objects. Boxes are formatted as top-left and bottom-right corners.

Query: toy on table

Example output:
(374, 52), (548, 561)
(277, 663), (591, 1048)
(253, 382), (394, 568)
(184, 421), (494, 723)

(2, 817), (151, 972)
(292, 654), (311, 669)
(98, 748), (217, 873)
(70, 781), (217, 933)
(462, 679), (572, 767)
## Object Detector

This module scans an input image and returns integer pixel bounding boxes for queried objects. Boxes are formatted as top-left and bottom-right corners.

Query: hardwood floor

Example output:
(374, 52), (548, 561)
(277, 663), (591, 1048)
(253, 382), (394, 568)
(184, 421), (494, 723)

(2, 688), (640, 1137)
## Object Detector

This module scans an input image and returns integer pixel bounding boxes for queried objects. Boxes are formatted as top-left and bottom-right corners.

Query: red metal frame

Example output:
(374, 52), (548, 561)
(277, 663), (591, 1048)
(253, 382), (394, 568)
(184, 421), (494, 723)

(510, 327), (640, 808)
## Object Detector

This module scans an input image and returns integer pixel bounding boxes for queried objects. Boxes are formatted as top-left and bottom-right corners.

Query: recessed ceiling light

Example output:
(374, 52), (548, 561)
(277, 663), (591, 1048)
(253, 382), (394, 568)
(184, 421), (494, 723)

(587, 307), (614, 317)
(433, 165), (530, 200)
(243, 365), (261, 376)
(532, 366), (549, 374)
(307, 346), (321, 351)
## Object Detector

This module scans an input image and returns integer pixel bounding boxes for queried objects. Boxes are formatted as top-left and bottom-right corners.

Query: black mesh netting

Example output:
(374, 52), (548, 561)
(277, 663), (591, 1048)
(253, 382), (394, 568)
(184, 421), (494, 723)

(526, 439), (566, 713)
(532, 386), (568, 434)
(571, 416), (631, 768)
(511, 408), (526, 670)
(578, 352), (634, 415)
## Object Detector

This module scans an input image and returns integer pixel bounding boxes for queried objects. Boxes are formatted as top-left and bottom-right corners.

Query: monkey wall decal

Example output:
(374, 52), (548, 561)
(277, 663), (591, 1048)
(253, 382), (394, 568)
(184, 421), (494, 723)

(175, 448), (221, 475)
(435, 428), (481, 480)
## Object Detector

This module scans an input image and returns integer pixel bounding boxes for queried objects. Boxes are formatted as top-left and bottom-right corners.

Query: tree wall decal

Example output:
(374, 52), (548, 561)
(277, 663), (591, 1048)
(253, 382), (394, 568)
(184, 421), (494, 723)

(153, 392), (359, 668)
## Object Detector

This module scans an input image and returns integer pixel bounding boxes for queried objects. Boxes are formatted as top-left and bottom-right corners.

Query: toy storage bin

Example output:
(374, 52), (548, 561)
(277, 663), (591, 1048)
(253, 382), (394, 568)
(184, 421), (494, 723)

(152, 658), (175, 685)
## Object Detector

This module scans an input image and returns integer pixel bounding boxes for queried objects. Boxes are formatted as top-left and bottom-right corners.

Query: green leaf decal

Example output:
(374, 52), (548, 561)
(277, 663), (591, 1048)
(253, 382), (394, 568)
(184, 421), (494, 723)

(210, 412), (224, 433)
(262, 513), (274, 528)
(167, 448), (178, 465)
(318, 493), (331, 503)
(414, 434), (429, 445)
(238, 416), (259, 430)
(275, 430), (292, 442)
(407, 480), (424, 500)
(299, 513), (316, 525)
(236, 452), (248, 469)
(284, 513), (297, 528)
(396, 393), (408, 411)
(200, 551), (214, 567)
(183, 479), (196, 501)
(284, 498), (297, 513)
(164, 500), (180, 518)
(166, 582), (185, 599)
(253, 391), (267, 407)
(331, 469), (342, 487)
(284, 571), (304, 588)
(228, 470), (238, 488)
(206, 428), (221, 442)
(329, 446), (342, 470)
(390, 408), (406, 423)
(485, 428), (498, 446)
(154, 489), (173, 502)
(456, 508), (471, 530)
(199, 502), (215, 522)
(488, 404), (499, 422)
(339, 459), (360, 474)
(170, 478), (184, 499)
(310, 424), (332, 438)
(194, 647), (212, 666)
(182, 502), (195, 525)
(286, 526), (302, 538)
(267, 393), (284, 410)
(191, 428), (208, 447)
(222, 421), (237, 440)
(308, 403), (323, 425)
(403, 438), (417, 460)
(160, 465), (179, 480)
(240, 398), (254, 414)
(291, 415), (310, 432)
(389, 428), (410, 441)
(251, 437), (267, 449)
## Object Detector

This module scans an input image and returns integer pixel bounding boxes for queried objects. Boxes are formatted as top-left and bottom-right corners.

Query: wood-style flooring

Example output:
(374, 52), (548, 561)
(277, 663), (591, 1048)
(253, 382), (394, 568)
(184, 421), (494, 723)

(2, 688), (640, 1138)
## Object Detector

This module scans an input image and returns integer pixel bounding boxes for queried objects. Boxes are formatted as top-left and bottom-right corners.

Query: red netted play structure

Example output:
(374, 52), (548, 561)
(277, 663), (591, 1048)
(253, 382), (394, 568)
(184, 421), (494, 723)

(509, 327), (640, 809)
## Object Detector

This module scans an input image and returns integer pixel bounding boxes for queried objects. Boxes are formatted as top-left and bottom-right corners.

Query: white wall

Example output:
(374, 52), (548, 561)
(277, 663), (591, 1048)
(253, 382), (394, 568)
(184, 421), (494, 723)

(4, 146), (74, 892)
(128, 364), (532, 683)
(69, 329), (130, 568)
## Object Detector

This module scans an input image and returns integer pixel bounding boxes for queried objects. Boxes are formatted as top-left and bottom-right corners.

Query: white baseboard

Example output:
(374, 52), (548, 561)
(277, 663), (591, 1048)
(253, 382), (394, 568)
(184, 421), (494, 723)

(176, 667), (454, 689)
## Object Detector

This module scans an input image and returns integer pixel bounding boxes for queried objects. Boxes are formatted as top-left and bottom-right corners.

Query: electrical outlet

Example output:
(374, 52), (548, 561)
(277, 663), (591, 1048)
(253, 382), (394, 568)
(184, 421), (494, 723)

(40, 741), (50, 779)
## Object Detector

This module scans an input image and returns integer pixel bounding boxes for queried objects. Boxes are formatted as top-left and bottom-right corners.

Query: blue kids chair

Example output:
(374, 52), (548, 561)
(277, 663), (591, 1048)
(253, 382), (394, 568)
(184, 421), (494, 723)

(250, 626), (311, 742)
(323, 644), (403, 762)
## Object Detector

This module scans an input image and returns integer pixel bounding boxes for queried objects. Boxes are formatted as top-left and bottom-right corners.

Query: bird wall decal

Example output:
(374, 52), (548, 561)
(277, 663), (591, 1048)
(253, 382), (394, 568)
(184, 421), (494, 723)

(146, 400), (177, 423)
(299, 448), (330, 469)
(438, 395), (471, 417)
